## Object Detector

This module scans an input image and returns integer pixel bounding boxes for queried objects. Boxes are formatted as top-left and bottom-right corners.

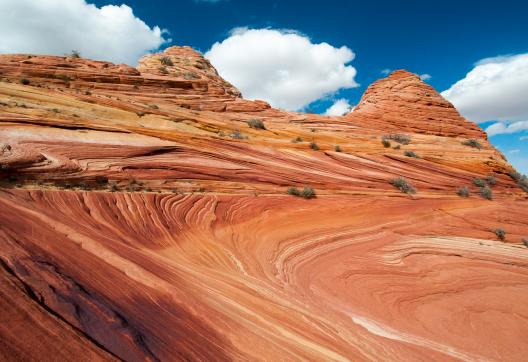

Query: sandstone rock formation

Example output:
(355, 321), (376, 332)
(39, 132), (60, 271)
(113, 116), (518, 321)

(1, 46), (527, 361)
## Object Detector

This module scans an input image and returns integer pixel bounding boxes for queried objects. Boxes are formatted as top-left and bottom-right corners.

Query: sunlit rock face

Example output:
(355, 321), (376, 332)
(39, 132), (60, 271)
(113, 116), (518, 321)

(1, 47), (527, 361)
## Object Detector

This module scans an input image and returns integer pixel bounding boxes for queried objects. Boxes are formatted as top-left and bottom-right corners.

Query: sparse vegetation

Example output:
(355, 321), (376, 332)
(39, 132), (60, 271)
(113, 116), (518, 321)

(292, 136), (303, 143)
(473, 178), (486, 187)
(71, 50), (81, 58)
(393, 145), (401, 150)
(309, 142), (319, 151)
(159, 66), (169, 75)
(390, 177), (416, 194)
(334, 145), (342, 152)
(462, 139), (483, 150)
(494, 228), (506, 241)
(384, 133), (411, 145)
(485, 175), (497, 186)
(480, 186), (493, 200)
(523, 239), (528, 248)
(148, 104), (159, 109)
(136, 111), (146, 117)
(457, 186), (470, 197)
(84, 90), (92, 96)
(287, 187), (300, 196)
(229, 130), (247, 139)
(184, 72), (199, 80)
(20, 78), (30, 85)
(404, 150), (420, 158)
(508, 170), (528, 193)
(247, 118), (266, 130)
(287, 186), (316, 199)
(109, 182), (118, 192)
(381, 137), (391, 148)
(160, 56), (174, 66)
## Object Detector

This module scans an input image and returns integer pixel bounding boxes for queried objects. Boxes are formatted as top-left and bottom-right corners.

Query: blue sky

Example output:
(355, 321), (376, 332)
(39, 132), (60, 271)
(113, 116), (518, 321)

(2, 0), (527, 172)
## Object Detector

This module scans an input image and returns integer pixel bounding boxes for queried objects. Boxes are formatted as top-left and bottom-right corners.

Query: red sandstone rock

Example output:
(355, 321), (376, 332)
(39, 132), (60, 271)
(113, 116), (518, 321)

(0, 47), (527, 361)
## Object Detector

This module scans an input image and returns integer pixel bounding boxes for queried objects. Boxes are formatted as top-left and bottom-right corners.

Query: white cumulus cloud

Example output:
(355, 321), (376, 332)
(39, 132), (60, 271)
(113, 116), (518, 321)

(486, 121), (528, 136)
(419, 73), (431, 81)
(0, 0), (169, 65)
(205, 28), (358, 111)
(325, 99), (353, 116)
(441, 53), (528, 136)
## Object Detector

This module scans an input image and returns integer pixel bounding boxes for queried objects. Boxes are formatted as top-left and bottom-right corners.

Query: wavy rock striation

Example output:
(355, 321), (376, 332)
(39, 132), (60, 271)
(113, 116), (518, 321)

(1, 46), (527, 361)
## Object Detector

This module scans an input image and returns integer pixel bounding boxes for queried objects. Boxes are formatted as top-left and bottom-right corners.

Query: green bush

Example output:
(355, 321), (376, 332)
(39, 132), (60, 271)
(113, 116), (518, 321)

(480, 186), (493, 200)
(159, 66), (169, 75)
(473, 178), (486, 187)
(310, 142), (319, 151)
(287, 186), (316, 199)
(247, 118), (266, 130)
(334, 145), (342, 152)
(287, 187), (300, 196)
(71, 50), (81, 58)
(462, 139), (483, 150)
(457, 186), (470, 197)
(20, 78), (30, 85)
(485, 175), (497, 186)
(291, 136), (303, 143)
(384, 134), (411, 145)
(160, 56), (174, 66)
(494, 228), (506, 241)
(390, 177), (416, 194)
(404, 150), (420, 158)
(381, 138), (391, 148)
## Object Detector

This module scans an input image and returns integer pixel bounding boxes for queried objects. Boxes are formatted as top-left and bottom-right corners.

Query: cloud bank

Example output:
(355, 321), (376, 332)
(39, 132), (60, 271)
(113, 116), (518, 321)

(441, 53), (528, 136)
(205, 28), (358, 111)
(0, 0), (169, 65)
(325, 99), (353, 116)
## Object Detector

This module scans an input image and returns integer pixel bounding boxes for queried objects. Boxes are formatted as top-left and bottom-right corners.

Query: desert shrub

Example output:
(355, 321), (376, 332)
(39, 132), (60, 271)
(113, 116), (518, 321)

(518, 175), (528, 192)
(310, 142), (319, 151)
(393, 145), (401, 150)
(136, 111), (146, 117)
(20, 78), (30, 85)
(480, 186), (493, 200)
(390, 177), (416, 194)
(404, 150), (420, 158)
(508, 170), (521, 182)
(109, 182), (118, 192)
(457, 186), (470, 197)
(84, 90), (92, 95)
(287, 186), (316, 199)
(247, 118), (266, 130)
(384, 133), (411, 145)
(381, 137), (391, 148)
(184, 72), (199, 80)
(485, 175), (497, 186)
(523, 239), (528, 248)
(160, 56), (174, 66)
(462, 139), (483, 150)
(148, 104), (159, 109)
(473, 178), (486, 187)
(494, 228), (506, 241)
(70, 50), (81, 58)
(159, 66), (169, 75)
(292, 137), (303, 143)
(229, 130), (246, 139)
(335, 145), (342, 152)
(287, 187), (300, 196)
(300, 186), (316, 199)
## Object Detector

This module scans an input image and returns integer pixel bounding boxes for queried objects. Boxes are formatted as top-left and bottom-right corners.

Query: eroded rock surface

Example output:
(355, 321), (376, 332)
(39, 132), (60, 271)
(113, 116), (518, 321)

(1, 47), (527, 361)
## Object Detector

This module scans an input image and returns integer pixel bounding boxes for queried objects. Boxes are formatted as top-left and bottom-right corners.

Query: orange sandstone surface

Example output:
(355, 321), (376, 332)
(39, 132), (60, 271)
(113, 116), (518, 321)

(0, 46), (527, 361)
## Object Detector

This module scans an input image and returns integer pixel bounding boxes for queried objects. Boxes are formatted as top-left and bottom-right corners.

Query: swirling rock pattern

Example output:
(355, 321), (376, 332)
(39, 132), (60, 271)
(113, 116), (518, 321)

(0, 47), (527, 361)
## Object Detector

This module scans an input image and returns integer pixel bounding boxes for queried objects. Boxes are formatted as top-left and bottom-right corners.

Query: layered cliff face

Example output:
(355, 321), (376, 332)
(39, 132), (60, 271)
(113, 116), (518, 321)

(1, 46), (527, 361)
